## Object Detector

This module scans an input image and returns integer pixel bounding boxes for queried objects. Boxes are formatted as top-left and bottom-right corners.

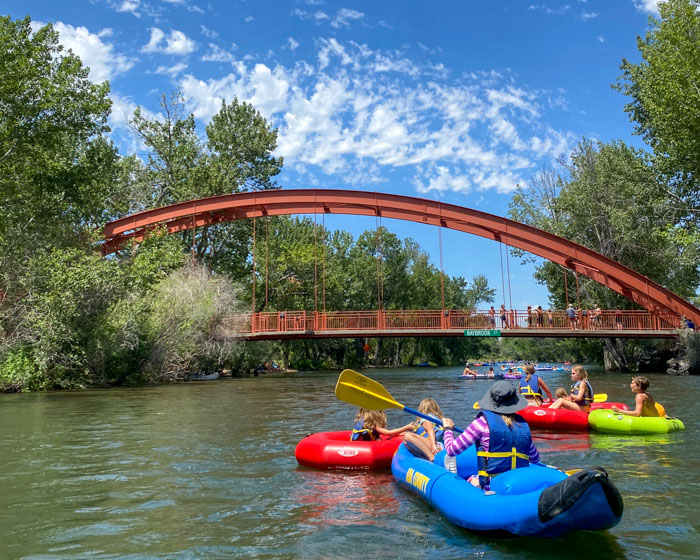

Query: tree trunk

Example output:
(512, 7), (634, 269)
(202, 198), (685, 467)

(603, 338), (629, 372)
(373, 338), (382, 366)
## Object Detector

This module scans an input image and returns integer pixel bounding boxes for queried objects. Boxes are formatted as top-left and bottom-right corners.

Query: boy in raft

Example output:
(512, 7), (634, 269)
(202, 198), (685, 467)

(441, 381), (539, 491)
(519, 364), (553, 405)
(350, 408), (414, 441)
(403, 398), (446, 461)
(610, 376), (659, 417)
(548, 365), (594, 412)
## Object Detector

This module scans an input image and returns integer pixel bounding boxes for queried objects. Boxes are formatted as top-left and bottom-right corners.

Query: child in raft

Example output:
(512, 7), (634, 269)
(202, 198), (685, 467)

(519, 364), (553, 406)
(442, 381), (540, 491)
(403, 398), (445, 461)
(350, 408), (414, 441)
(555, 387), (568, 399)
(610, 376), (659, 417)
(548, 365), (594, 412)
(487, 367), (496, 378)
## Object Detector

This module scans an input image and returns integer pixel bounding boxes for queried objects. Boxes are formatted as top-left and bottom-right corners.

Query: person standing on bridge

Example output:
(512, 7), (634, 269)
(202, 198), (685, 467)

(489, 306), (496, 327)
(499, 304), (508, 328)
(566, 304), (578, 330)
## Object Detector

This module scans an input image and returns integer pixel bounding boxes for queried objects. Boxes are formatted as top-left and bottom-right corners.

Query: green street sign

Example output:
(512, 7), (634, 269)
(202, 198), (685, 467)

(464, 329), (501, 337)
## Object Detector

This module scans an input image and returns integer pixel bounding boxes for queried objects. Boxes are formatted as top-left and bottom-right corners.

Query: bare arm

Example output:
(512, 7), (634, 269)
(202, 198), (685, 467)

(612, 394), (644, 416)
(377, 423), (414, 437)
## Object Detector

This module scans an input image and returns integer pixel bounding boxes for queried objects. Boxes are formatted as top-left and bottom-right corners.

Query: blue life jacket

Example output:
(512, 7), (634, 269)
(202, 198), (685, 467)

(413, 420), (444, 442)
(571, 380), (594, 407)
(477, 410), (532, 488)
(519, 374), (541, 398)
(350, 419), (379, 441)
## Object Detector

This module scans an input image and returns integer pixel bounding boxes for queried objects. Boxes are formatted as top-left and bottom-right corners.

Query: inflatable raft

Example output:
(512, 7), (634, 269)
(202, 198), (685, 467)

(391, 444), (623, 538)
(588, 410), (685, 434)
(295, 430), (402, 470)
(458, 373), (504, 380)
(518, 403), (629, 432)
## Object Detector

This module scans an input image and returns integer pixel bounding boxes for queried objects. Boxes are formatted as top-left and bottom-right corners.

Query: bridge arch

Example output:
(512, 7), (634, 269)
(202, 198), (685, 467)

(101, 189), (700, 325)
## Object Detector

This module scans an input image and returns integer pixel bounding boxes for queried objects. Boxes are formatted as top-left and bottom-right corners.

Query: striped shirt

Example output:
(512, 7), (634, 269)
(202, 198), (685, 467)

(443, 416), (540, 463)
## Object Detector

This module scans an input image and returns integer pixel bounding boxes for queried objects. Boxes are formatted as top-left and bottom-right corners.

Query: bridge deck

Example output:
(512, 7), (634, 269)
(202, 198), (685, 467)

(235, 328), (677, 340)
(218, 309), (683, 340)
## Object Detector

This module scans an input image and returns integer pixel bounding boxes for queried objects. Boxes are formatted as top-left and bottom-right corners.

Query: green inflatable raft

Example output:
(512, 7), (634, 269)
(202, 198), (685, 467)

(588, 409), (685, 435)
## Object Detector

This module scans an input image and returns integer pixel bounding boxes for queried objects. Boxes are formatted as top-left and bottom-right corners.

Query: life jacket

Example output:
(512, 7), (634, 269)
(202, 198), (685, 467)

(350, 419), (379, 441)
(571, 380), (594, 407)
(477, 410), (532, 488)
(519, 374), (541, 399)
(413, 419), (445, 442)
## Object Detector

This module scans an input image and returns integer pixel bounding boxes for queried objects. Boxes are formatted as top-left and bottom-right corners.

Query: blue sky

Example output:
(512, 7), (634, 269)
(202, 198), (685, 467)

(4, 0), (663, 310)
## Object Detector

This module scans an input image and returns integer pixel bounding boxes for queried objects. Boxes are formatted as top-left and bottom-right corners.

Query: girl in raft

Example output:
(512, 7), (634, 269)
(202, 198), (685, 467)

(441, 381), (540, 491)
(350, 408), (414, 441)
(548, 365), (594, 412)
(519, 364), (553, 405)
(610, 376), (659, 417)
(403, 398), (445, 461)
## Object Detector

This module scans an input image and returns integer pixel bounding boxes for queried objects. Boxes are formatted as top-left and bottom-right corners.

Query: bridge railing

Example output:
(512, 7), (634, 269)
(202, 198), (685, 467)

(219, 309), (681, 336)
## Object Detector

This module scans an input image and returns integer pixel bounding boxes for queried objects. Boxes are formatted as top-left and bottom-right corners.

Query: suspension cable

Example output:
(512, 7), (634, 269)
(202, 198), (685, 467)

(438, 203), (445, 311)
(251, 212), (256, 315)
(313, 191), (318, 313)
(505, 241), (513, 311)
(322, 210), (327, 313)
(499, 242), (506, 309)
(265, 213), (269, 310)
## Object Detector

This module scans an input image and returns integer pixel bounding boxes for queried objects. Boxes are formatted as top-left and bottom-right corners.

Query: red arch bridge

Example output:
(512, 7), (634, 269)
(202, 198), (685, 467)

(102, 189), (700, 341)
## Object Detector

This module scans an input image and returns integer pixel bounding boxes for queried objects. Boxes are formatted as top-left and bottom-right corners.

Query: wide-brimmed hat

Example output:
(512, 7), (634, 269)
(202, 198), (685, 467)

(479, 381), (527, 414)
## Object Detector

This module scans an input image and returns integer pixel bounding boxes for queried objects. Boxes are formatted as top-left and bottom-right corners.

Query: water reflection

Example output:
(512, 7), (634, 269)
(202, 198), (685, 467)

(294, 470), (399, 527)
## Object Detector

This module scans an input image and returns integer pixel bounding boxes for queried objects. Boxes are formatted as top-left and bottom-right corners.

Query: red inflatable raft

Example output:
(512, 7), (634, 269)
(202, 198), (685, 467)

(518, 402), (629, 432)
(295, 430), (403, 470)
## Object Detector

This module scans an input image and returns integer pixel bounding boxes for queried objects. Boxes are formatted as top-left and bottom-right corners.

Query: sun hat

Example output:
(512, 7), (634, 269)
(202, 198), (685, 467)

(478, 381), (528, 414)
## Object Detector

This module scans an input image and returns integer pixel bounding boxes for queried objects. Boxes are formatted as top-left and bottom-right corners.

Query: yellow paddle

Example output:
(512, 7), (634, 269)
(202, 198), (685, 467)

(335, 369), (463, 433)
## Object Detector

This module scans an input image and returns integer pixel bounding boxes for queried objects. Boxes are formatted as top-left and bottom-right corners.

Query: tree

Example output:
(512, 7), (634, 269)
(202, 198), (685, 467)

(510, 139), (699, 370)
(615, 0), (700, 213)
(0, 16), (116, 290)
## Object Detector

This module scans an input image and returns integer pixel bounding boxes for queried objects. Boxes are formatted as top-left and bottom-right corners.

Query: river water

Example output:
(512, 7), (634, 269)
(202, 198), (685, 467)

(0, 367), (698, 559)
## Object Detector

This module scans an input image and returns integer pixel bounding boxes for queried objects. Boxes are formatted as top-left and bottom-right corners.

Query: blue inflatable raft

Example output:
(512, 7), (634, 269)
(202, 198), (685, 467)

(391, 444), (623, 538)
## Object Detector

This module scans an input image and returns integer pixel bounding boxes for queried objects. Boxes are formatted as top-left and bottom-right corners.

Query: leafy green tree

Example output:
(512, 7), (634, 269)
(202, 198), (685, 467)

(615, 0), (700, 213)
(510, 139), (699, 369)
(0, 16), (116, 292)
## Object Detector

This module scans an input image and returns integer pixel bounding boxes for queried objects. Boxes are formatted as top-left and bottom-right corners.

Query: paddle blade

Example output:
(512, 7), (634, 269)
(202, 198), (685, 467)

(594, 393), (608, 403)
(335, 369), (404, 411)
(473, 401), (481, 409)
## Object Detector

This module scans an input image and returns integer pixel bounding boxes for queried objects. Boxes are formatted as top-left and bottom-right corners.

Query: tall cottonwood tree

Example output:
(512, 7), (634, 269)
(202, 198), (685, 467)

(510, 139), (699, 369)
(615, 0), (700, 219)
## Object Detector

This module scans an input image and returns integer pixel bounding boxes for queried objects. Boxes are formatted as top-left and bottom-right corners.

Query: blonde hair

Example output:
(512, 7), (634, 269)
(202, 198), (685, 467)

(417, 398), (443, 420)
(363, 409), (387, 430)
(354, 407), (366, 423)
(523, 364), (535, 382)
(555, 387), (567, 399)
(572, 365), (588, 380)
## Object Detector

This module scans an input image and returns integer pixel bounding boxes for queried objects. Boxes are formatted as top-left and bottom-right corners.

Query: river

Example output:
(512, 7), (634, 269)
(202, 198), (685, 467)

(0, 367), (697, 559)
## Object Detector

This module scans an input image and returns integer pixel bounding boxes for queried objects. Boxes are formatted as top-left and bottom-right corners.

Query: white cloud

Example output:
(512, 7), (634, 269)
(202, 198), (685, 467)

(596, 35), (605, 43)
(47, 22), (134, 83)
(580, 11), (599, 20)
(633, 0), (660, 14)
(201, 44), (237, 63)
(154, 62), (187, 77)
(141, 28), (196, 55)
(115, 0), (140, 15)
(331, 8), (364, 29)
(288, 37), (300, 50)
(175, 39), (575, 194)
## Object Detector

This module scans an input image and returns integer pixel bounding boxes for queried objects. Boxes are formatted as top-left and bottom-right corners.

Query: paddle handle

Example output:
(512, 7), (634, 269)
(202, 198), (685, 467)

(403, 406), (464, 434)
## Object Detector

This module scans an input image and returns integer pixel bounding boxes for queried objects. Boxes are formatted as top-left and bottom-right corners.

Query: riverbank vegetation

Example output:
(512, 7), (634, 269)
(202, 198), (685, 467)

(1, 3), (699, 390)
